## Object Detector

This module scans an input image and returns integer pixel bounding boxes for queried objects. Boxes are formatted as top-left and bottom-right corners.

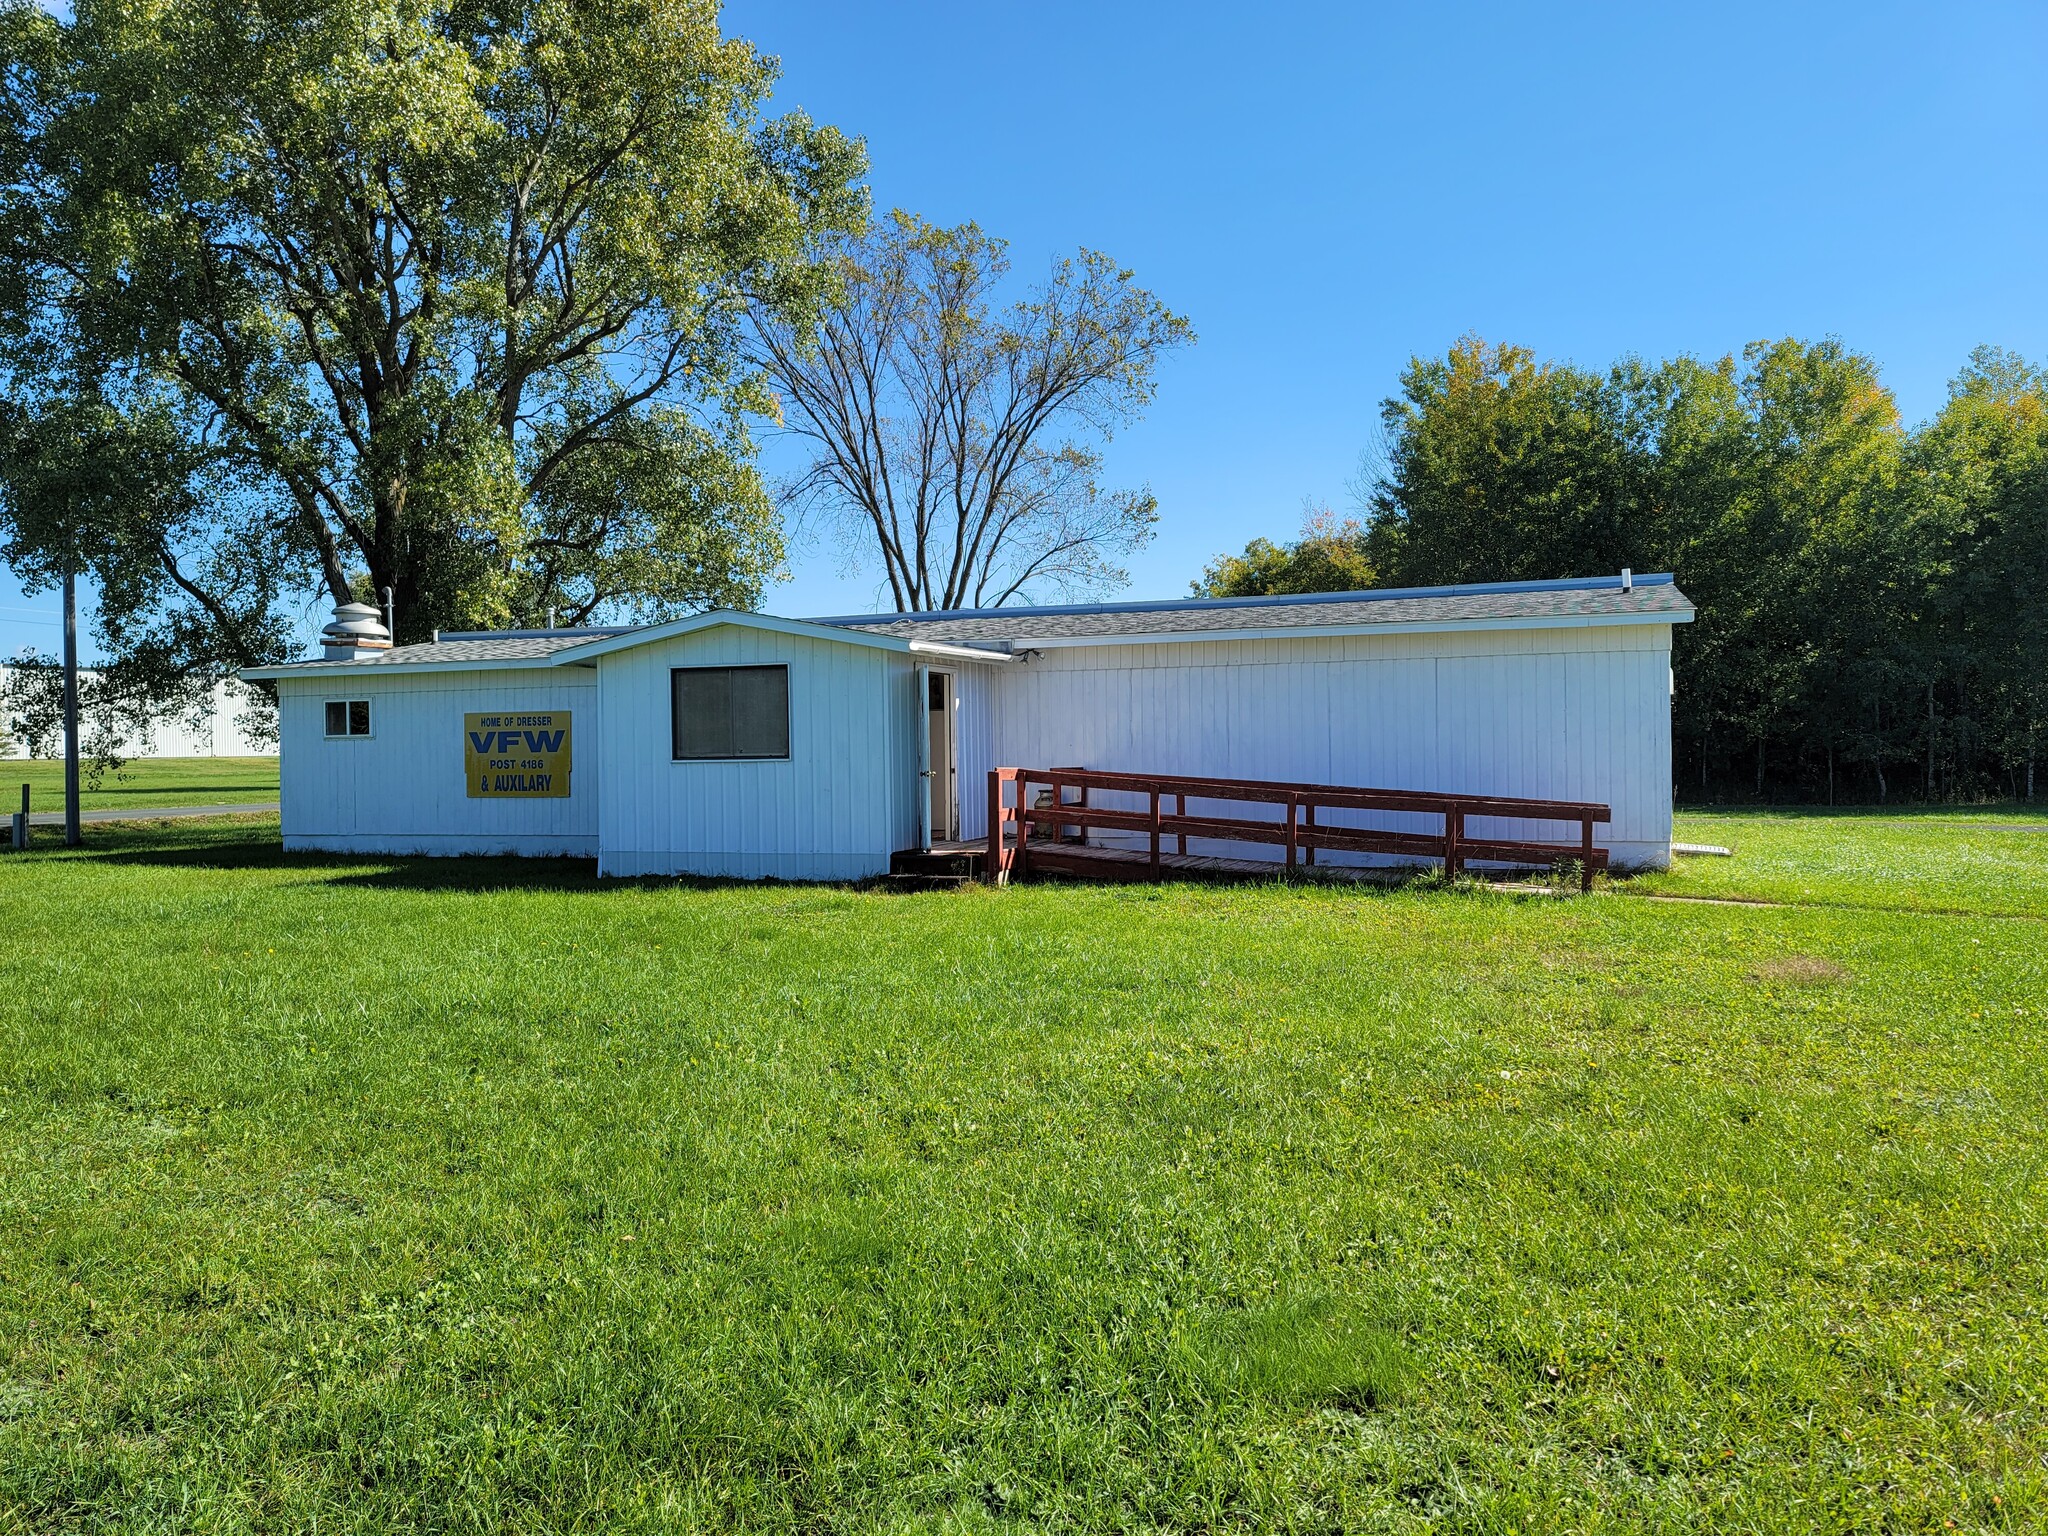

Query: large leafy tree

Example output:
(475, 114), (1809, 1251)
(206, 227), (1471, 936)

(1715, 339), (1911, 796)
(1914, 348), (2048, 799)
(0, 0), (865, 674)
(749, 211), (1191, 611)
(0, 392), (286, 755)
(1363, 336), (1665, 586)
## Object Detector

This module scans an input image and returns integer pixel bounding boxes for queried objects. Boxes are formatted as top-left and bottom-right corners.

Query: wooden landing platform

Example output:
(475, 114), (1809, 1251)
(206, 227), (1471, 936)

(896, 839), (1566, 890)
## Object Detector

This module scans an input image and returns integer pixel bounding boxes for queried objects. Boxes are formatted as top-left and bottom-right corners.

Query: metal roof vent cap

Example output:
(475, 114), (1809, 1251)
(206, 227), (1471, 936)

(322, 601), (392, 660)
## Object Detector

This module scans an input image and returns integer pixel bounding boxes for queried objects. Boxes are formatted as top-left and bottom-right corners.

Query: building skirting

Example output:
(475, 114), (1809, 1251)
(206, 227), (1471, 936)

(283, 833), (597, 859)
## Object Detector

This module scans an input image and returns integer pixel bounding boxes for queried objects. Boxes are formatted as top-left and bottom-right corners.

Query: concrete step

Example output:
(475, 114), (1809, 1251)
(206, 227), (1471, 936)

(889, 847), (986, 879)
(878, 872), (976, 892)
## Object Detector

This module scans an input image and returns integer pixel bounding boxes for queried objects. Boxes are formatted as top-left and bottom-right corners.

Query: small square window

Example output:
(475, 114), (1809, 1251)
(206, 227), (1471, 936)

(325, 700), (372, 737)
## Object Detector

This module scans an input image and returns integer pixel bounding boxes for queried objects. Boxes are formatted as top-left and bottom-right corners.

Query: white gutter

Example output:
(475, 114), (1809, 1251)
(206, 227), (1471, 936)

(906, 640), (1013, 664)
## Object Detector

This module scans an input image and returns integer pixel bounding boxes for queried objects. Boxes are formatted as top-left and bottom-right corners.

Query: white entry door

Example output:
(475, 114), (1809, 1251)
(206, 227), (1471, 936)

(926, 670), (956, 842)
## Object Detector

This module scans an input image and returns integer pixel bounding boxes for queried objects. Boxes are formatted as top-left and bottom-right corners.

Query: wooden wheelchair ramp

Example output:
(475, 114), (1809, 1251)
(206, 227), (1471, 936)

(986, 767), (1611, 891)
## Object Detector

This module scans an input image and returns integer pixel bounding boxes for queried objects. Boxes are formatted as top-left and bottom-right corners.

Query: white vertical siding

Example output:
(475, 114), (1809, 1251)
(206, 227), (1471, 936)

(963, 623), (1677, 869)
(275, 669), (597, 855)
(884, 654), (924, 854)
(955, 664), (1000, 842)
(593, 625), (910, 881)
(0, 674), (275, 759)
(270, 618), (1677, 876)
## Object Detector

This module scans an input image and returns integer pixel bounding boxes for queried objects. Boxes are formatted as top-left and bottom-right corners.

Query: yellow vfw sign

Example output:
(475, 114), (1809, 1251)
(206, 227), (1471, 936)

(465, 711), (572, 798)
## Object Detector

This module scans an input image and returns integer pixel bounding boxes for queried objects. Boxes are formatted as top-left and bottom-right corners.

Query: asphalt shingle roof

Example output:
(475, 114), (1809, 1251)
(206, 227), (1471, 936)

(815, 576), (1693, 646)
(257, 630), (626, 672)
(251, 577), (1692, 673)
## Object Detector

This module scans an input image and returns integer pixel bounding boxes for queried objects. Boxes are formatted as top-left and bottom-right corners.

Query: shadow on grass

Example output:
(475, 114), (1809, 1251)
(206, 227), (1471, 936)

(21, 817), (1494, 903)
(15, 818), (612, 895)
(23, 818), (991, 898)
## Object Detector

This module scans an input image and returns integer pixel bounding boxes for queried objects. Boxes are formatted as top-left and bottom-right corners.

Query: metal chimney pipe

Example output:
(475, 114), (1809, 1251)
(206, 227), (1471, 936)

(321, 601), (393, 660)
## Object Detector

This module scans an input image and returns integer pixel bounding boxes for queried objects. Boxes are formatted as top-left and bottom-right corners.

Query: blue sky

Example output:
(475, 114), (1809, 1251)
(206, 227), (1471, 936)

(7, 0), (2044, 657)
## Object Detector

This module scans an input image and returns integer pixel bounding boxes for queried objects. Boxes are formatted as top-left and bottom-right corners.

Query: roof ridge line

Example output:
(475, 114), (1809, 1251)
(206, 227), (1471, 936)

(803, 572), (1676, 626)
(435, 626), (638, 641)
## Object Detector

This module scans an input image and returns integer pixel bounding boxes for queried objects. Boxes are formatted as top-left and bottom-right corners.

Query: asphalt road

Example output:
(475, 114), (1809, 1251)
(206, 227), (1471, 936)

(25, 802), (278, 827)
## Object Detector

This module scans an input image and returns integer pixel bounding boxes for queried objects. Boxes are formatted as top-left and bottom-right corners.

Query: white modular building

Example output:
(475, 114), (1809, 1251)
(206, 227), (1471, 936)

(1, 673), (276, 759)
(242, 573), (1695, 879)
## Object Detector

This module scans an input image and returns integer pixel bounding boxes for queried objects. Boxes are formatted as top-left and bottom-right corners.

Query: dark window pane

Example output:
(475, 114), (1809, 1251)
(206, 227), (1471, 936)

(674, 668), (735, 758)
(672, 665), (788, 759)
(325, 701), (347, 736)
(732, 667), (789, 758)
(348, 700), (371, 736)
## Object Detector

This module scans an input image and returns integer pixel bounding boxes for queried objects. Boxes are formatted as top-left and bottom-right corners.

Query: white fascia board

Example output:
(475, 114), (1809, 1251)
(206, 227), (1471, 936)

(239, 658), (571, 682)
(906, 640), (1012, 664)
(545, 609), (910, 665)
(1011, 611), (1693, 650)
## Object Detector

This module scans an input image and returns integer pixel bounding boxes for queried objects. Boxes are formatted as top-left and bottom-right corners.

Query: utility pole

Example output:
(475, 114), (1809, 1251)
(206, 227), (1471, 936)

(62, 560), (80, 846)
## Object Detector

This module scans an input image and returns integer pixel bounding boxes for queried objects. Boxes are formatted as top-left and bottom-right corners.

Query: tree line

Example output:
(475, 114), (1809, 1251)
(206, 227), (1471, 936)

(1199, 337), (2048, 803)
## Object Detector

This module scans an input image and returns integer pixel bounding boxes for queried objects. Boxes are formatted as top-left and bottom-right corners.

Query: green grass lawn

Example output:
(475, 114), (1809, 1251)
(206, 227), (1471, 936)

(1635, 805), (2048, 918)
(5, 756), (278, 813)
(1, 813), (2042, 1533)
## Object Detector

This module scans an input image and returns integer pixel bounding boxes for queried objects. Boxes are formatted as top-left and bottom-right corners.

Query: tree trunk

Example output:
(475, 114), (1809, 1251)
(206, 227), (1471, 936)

(1926, 682), (1936, 800)
(1954, 678), (1967, 801)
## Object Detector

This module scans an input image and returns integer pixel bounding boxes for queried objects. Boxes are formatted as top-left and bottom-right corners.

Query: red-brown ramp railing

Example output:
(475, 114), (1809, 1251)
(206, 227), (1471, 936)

(987, 767), (1609, 890)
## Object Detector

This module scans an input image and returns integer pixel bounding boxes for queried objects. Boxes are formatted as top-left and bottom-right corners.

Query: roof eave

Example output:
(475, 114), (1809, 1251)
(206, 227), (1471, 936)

(807, 571), (1682, 628)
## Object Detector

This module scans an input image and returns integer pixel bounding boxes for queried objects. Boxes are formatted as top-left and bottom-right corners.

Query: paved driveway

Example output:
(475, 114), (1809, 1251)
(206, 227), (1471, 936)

(26, 802), (279, 827)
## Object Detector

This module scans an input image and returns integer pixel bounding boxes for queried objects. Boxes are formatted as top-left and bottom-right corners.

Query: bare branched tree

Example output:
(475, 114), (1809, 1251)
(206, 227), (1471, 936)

(750, 211), (1192, 611)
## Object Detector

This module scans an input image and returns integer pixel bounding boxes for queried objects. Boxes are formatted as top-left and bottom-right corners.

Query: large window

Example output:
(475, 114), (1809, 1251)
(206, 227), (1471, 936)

(671, 665), (789, 760)
(324, 699), (372, 738)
